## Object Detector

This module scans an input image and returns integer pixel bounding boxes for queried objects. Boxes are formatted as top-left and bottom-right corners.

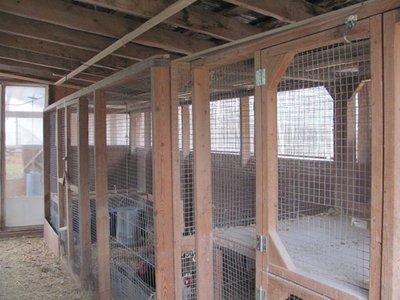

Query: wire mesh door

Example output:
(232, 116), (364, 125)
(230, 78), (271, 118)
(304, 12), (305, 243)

(259, 33), (379, 299)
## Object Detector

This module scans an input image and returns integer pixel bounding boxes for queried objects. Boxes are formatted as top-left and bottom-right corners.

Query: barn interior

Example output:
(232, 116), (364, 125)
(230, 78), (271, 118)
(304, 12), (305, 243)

(0, 1), (400, 300)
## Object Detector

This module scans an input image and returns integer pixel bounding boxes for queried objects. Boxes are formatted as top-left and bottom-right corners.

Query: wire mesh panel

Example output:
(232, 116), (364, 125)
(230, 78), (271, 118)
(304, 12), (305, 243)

(49, 110), (59, 231)
(209, 59), (256, 300)
(276, 39), (371, 297)
(104, 79), (156, 299)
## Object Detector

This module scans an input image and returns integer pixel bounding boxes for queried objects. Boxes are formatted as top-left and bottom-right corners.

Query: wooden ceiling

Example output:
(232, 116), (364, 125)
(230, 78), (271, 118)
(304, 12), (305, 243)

(0, 0), (364, 87)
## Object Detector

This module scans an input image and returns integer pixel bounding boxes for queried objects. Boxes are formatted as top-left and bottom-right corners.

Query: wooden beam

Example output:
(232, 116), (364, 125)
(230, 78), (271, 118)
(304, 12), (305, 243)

(222, 0), (318, 23)
(192, 67), (213, 300)
(0, 45), (113, 78)
(0, 60), (96, 85)
(54, 0), (197, 85)
(76, 0), (262, 41)
(151, 65), (175, 300)
(382, 9), (400, 300)
(0, 72), (79, 88)
(0, 32), (129, 71)
(45, 56), (169, 112)
(369, 14), (383, 300)
(77, 97), (92, 289)
(94, 91), (111, 300)
(0, 12), (167, 62)
(0, 0), (218, 55)
(180, 0), (400, 68)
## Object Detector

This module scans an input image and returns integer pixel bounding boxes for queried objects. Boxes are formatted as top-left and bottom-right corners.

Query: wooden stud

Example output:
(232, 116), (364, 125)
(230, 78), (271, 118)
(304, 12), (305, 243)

(192, 67), (214, 300)
(382, 9), (400, 300)
(151, 65), (176, 300)
(78, 97), (92, 288)
(240, 96), (251, 166)
(369, 14), (384, 300)
(94, 91), (111, 300)
(170, 63), (184, 300)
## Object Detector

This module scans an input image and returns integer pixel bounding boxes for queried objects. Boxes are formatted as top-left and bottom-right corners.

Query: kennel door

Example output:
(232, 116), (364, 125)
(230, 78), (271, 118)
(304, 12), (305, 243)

(256, 17), (383, 300)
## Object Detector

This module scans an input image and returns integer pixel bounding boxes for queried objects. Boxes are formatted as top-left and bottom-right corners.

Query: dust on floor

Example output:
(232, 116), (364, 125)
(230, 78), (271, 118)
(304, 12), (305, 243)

(0, 236), (94, 300)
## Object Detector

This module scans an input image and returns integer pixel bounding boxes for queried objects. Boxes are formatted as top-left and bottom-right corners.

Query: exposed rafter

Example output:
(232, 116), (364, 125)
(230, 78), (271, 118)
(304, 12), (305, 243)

(55, 0), (197, 85)
(76, 0), (263, 41)
(0, 0), (218, 55)
(0, 12), (168, 62)
(223, 0), (320, 23)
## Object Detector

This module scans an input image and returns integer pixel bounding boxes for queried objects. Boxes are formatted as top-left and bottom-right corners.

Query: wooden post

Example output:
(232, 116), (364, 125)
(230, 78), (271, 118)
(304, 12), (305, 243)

(382, 10), (400, 300)
(261, 51), (295, 271)
(0, 85), (5, 230)
(151, 65), (176, 300)
(78, 97), (92, 288)
(369, 14), (384, 300)
(94, 91), (111, 300)
(240, 96), (251, 166)
(43, 111), (51, 222)
(192, 67), (214, 300)
(65, 107), (74, 265)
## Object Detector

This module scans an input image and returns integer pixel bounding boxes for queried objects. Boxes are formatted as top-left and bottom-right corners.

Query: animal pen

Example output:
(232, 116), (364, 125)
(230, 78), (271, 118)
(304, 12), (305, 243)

(42, 2), (400, 300)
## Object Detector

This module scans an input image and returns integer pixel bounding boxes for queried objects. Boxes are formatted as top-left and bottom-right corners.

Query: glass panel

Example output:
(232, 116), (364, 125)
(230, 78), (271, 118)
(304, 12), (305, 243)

(5, 86), (46, 227)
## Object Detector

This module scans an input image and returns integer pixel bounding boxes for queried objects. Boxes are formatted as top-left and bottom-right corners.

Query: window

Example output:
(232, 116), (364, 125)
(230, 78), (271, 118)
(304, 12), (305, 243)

(277, 86), (334, 160)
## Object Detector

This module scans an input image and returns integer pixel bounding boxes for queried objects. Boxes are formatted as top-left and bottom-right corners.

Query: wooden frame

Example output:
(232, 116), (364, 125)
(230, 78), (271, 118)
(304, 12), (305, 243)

(382, 9), (400, 300)
(0, 84), (5, 230)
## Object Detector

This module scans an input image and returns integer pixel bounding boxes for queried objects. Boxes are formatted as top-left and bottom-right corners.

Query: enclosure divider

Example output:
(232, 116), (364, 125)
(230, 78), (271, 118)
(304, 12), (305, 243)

(94, 91), (111, 300)
(369, 14), (384, 300)
(170, 61), (185, 300)
(254, 50), (265, 292)
(77, 97), (92, 289)
(56, 109), (65, 234)
(65, 107), (75, 265)
(43, 111), (51, 222)
(261, 51), (295, 270)
(151, 65), (176, 300)
(240, 96), (251, 166)
(192, 67), (214, 300)
(382, 9), (400, 300)
(0, 85), (5, 230)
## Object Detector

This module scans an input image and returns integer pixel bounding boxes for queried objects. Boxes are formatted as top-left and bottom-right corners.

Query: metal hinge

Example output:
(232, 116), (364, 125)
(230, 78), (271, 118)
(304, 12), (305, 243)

(256, 234), (267, 252)
(256, 287), (266, 300)
(255, 68), (266, 86)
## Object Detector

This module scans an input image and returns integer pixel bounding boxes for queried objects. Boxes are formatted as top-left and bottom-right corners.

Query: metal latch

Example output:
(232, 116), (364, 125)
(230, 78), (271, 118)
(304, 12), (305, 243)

(344, 14), (358, 43)
(256, 287), (266, 300)
(256, 234), (267, 252)
(255, 68), (266, 86)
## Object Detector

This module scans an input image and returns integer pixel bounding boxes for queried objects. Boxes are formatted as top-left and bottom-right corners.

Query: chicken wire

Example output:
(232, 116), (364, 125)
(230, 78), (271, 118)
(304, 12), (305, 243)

(209, 59), (256, 300)
(276, 39), (371, 297)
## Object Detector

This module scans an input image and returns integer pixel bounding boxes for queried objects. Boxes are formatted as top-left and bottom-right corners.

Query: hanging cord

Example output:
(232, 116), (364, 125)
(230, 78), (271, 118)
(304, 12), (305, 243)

(344, 14), (358, 44)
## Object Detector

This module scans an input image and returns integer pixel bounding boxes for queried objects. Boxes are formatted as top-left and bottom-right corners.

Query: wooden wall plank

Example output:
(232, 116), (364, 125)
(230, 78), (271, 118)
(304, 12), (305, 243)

(382, 9), (400, 300)
(94, 91), (111, 299)
(151, 65), (176, 300)
(77, 97), (92, 288)
(192, 67), (214, 299)
(369, 14), (384, 300)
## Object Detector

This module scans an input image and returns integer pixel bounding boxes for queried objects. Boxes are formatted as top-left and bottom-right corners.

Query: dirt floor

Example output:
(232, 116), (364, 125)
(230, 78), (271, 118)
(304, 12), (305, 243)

(0, 236), (94, 300)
